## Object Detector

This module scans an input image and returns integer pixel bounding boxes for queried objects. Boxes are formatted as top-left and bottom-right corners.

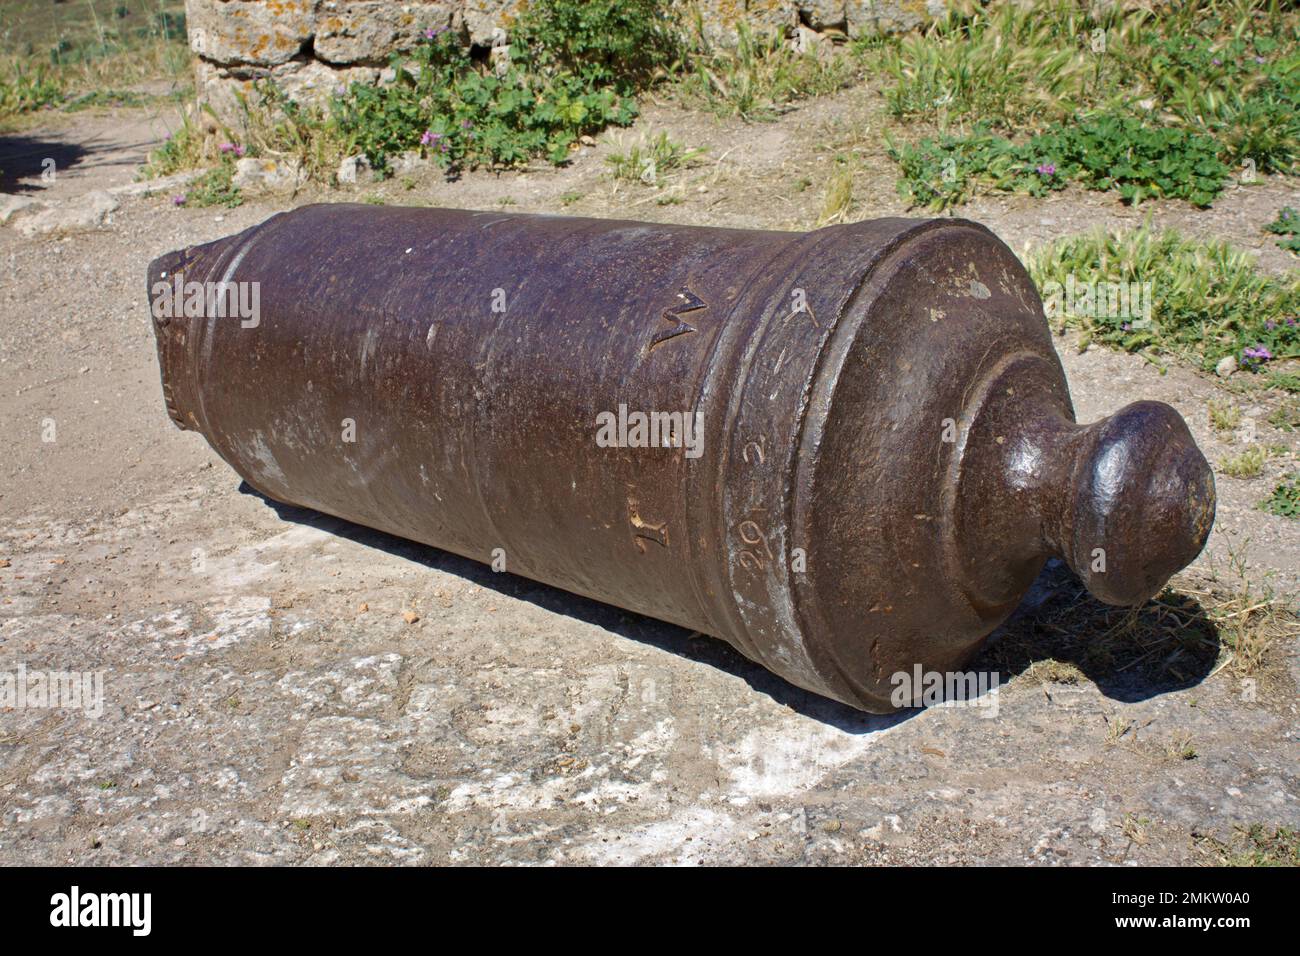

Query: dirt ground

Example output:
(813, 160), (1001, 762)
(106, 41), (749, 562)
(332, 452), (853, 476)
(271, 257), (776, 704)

(0, 82), (1297, 865)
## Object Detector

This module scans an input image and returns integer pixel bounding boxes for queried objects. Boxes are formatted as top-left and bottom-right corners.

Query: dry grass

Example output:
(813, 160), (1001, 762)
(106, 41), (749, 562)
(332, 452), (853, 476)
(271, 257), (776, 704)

(1194, 540), (1297, 681)
(1103, 714), (1133, 747)
(816, 166), (853, 226)
(0, 0), (189, 125)
(978, 538), (1296, 703)
(1121, 813), (1151, 848)
(1219, 444), (1268, 478)
(1207, 398), (1241, 435)
(1193, 824), (1300, 867)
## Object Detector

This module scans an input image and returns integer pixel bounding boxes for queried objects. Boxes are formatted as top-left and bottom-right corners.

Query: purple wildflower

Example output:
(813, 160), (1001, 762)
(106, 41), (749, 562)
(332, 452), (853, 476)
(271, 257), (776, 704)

(1266, 320), (1277, 330)
(424, 26), (447, 39)
(172, 194), (187, 206)
(1212, 57), (1222, 66)
(420, 130), (440, 147)
(218, 141), (235, 153)
(1036, 163), (1056, 177)
(1242, 345), (1273, 366)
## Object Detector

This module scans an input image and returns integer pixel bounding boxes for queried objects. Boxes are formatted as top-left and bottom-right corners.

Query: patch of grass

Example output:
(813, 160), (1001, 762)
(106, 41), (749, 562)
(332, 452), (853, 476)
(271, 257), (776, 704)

(0, 1), (189, 125)
(1259, 473), (1300, 517)
(1027, 225), (1300, 385)
(890, 115), (1229, 210)
(887, 126), (1025, 209)
(1163, 733), (1198, 761)
(235, 82), (355, 186)
(62, 88), (149, 111)
(1262, 370), (1300, 392)
(881, 0), (1109, 129)
(1022, 658), (1086, 687)
(1031, 116), (1229, 207)
(1121, 813), (1151, 847)
(0, 0), (186, 61)
(333, 0), (667, 175)
(882, 2), (1300, 204)
(977, 536), (1293, 699)
(153, 0), (671, 182)
(1267, 397), (1300, 432)
(816, 166), (853, 226)
(1195, 824), (1300, 866)
(508, 0), (678, 92)
(1126, 12), (1300, 174)
(1266, 206), (1300, 254)
(1219, 444), (1268, 478)
(676, 19), (859, 121)
(1208, 399), (1242, 434)
(148, 81), (355, 187)
(1205, 540), (1294, 679)
(144, 106), (212, 177)
(978, 572), (1220, 692)
(1104, 714), (1133, 746)
(181, 162), (241, 208)
(0, 62), (65, 118)
(604, 130), (705, 185)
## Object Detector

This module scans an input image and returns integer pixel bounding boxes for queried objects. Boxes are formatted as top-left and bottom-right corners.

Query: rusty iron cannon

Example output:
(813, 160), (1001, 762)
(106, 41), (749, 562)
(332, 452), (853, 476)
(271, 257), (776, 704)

(148, 204), (1215, 712)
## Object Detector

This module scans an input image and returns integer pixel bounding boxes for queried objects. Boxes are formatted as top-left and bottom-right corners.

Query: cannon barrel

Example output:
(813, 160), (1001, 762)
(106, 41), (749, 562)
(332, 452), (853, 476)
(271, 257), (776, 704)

(148, 204), (1215, 712)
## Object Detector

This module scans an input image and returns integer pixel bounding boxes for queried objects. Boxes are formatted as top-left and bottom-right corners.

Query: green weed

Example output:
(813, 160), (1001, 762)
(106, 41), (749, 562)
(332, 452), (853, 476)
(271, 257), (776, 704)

(1028, 225), (1300, 383)
(333, 0), (667, 174)
(1266, 207), (1300, 254)
(1220, 444), (1268, 478)
(604, 130), (704, 185)
(676, 19), (857, 121)
(1259, 473), (1300, 517)
(891, 115), (1229, 210)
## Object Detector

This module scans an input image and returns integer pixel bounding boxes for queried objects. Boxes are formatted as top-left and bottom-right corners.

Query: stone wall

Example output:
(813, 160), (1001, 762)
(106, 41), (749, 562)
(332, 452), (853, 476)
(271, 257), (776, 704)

(188, 1), (949, 122)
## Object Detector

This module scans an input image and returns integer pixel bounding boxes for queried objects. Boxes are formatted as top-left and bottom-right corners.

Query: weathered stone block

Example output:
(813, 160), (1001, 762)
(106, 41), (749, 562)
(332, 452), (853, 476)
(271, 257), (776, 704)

(18, 190), (119, 237)
(232, 155), (303, 191)
(314, 1), (455, 65)
(692, 0), (797, 43)
(798, 1), (848, 31)
(462, 0), (517, 47)
(188, 0), (314, 67)
(846, 0), (946, 38)
(271, 57), (382, 102)
(196, 55), (380, 123)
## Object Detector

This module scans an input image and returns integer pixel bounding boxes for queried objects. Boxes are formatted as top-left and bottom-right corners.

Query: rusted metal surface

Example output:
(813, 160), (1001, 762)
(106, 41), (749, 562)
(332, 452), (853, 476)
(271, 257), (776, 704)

(148, 204), (1215, 712)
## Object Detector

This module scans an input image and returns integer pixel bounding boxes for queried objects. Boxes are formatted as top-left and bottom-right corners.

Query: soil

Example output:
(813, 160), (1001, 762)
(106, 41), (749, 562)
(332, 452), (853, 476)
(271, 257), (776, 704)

(0, 84), (1296, 865)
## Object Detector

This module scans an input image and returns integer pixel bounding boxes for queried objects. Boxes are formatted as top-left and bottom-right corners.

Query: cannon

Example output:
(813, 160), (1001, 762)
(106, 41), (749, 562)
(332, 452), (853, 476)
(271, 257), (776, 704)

(148, 204), (1215, 712)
